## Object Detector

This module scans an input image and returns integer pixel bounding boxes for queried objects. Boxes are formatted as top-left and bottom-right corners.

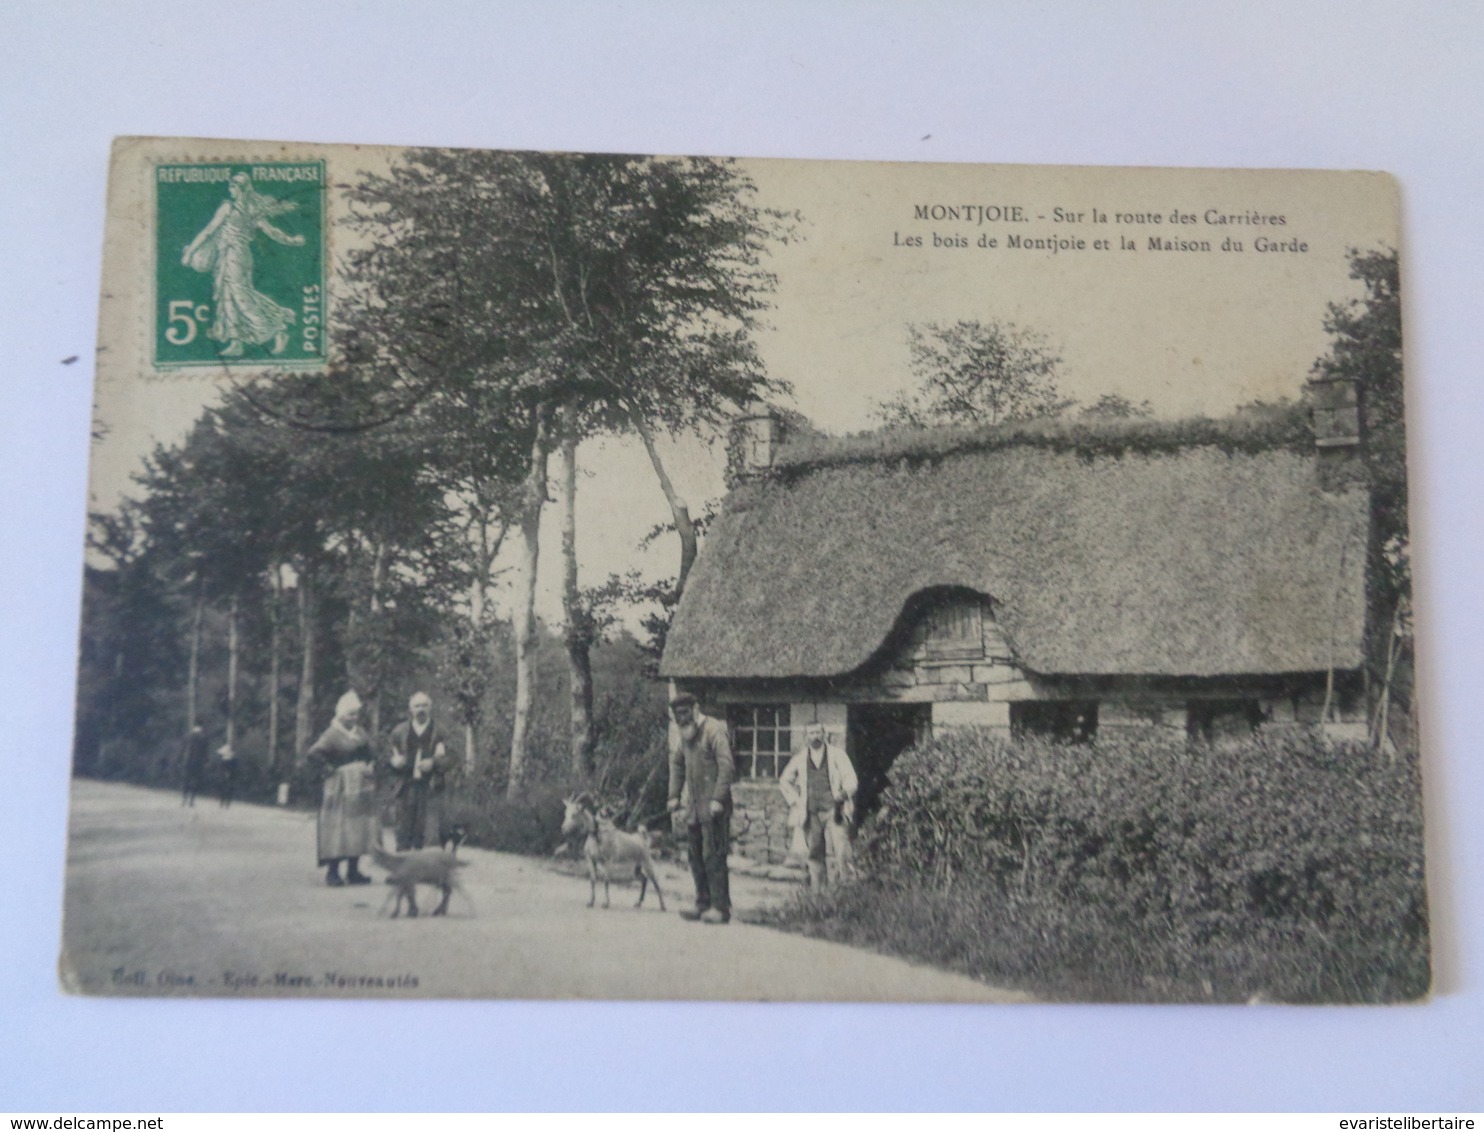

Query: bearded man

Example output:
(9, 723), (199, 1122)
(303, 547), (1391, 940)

(666, 693), (735, 924)
(387, 692), (452, 851)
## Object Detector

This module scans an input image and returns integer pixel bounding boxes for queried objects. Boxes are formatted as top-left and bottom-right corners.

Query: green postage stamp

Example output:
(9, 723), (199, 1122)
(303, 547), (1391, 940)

(153, 161), (326, 366)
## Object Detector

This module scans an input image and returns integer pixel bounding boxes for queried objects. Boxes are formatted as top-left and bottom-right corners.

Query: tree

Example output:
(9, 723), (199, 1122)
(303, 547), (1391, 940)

(526, 155), (793, 774)
(203, 385), (341, 763)
(315, 407), (445, 735)
(78, 507), (186, 778)
(557, 412), (593, 777)
(1080, 392), (1154, 419)
(415, 382), (528, 772)
(341, 149), (571, 797)
(1311, 247), (1406, 598)
(1309, 247), (1409, 741)
(873, 319), (1069, 428)
(144, 374), (450, 767)
(134, 413), (277, 753)
(198, 386), (339, 765)
(341, 149), (793, 794)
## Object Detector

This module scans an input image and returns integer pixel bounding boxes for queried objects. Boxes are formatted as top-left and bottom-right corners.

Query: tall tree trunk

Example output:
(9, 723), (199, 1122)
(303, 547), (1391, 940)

(633, 415), (699, 599)
(185, 581), (205, 733)
(464, 570), (485, 777)
(344, 534), (360, 688)
(294, 566), (317, 761)
(462, 722), (477, 775)
(559, 415), (593, 780)
(267, 565), (282, 771)
(367, 539), (387, 737)
(508, 408), (550, 800)
(225, 592), (240, 751)
(459, 508), (502, 776)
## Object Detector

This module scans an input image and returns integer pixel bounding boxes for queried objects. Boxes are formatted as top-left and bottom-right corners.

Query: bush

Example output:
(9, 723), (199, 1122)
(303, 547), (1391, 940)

(442, 776), (570, 856)
(763, 726), (1430, 1002)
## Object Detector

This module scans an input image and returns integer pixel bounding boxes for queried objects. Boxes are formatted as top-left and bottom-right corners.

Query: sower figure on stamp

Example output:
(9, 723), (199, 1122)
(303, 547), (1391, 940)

(667, 693), (735, 925)
(181, 172), (305, 358)
(779, 722), (859, 890)
(386, 691), (451, 851)
(181, 723), (208, 807)
(307, 690), (378, 887)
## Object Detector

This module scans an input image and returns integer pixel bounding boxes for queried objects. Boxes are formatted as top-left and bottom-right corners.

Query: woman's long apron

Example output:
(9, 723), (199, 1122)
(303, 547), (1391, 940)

(317, 760), (379, 863)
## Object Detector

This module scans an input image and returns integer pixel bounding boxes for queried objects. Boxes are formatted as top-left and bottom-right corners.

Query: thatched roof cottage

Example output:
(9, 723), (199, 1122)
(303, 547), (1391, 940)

(660, 381), (1371, 848)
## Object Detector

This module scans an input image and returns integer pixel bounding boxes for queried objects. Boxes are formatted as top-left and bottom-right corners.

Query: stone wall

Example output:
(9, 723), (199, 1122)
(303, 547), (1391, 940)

(931, 699), (1010, 734)
(731, 780), (793, 865)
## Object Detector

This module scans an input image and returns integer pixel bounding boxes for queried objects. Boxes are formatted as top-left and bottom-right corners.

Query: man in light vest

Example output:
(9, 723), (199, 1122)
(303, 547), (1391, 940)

(778, 722), (859, 889)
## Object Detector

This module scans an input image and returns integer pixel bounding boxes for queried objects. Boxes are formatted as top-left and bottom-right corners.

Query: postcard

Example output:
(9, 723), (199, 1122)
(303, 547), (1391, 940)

(64, 137), (1426, 1002)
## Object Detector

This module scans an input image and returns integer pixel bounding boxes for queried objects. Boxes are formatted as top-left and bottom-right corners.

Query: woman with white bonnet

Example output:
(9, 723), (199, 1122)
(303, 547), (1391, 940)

(307, 690), (378, 886)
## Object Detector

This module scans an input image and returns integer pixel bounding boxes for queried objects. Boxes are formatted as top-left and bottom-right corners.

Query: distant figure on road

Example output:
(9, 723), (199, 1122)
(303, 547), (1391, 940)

(779, 723), (859, 890)
(307, 691), (377, 887)
(216, 742), (238, 809)
(181, 724), (208, 807)
(386, 691), (452, 850)
(667, 693), (735, 925)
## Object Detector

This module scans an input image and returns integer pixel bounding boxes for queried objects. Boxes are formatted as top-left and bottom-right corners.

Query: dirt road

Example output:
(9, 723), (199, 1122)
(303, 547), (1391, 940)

(60, 779), (1028, 1002)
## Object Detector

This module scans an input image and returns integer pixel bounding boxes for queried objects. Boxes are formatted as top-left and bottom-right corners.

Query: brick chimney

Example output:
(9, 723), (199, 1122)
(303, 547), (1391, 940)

(727, 402), (781, 485)
(1311, 376), (1360, 447)
(1310, 375), (1362, 490)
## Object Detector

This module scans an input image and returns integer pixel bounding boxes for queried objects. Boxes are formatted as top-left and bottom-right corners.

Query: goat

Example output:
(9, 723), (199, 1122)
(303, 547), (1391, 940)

(559, 795), (665, 910)
(370, 840), (471, 918)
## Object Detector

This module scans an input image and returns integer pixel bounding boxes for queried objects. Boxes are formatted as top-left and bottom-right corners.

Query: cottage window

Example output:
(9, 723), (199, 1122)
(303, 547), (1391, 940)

(727, 704), (792, 779)
(1187, 699), (1266, 743)
(921, 599), (985, 661)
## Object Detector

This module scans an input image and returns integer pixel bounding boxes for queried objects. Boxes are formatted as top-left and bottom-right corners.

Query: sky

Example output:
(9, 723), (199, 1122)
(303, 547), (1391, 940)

(87, 148), (1393, 627)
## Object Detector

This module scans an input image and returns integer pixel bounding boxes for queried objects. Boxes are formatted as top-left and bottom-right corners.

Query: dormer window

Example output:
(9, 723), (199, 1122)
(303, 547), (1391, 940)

(920, 597), (985, 661)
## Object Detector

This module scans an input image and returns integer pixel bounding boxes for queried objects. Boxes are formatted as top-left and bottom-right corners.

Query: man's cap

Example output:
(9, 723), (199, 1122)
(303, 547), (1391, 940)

(669, 692), (698, 709)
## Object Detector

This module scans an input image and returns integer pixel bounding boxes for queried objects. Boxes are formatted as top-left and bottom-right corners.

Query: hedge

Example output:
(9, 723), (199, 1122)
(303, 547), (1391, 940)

(762, 725), (1429, 1002)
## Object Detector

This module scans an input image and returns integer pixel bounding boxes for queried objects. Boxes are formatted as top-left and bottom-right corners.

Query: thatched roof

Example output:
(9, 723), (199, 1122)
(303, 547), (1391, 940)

(771, 400), (1313, 472)
(661, 435), (1369, 680)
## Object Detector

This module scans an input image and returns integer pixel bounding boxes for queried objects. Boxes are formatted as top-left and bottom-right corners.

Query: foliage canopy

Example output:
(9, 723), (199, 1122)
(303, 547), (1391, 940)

(873, 319), (1069, 429)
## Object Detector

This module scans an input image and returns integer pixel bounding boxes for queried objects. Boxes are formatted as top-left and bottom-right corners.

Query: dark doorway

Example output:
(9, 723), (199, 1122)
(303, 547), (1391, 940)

(1186, 698), (1266, 743)
(848, 702), (932, 825)
(1010, 700), (1099, 744)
